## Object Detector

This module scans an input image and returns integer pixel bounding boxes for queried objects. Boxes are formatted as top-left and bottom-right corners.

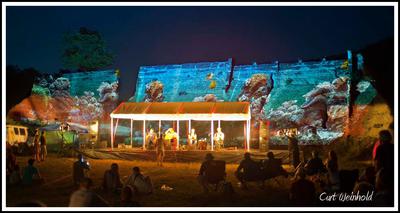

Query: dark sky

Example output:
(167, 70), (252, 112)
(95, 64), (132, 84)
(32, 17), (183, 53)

(6, 6), (394, 100)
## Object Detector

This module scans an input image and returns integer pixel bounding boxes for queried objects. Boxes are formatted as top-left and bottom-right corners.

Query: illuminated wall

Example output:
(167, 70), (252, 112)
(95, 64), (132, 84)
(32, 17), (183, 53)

(131, 56), (355, 145)
(132, 59), (349, 105)
(62, 70), (118, 98)
(132, 59), (233, 102)
(8, 69), (119, 125)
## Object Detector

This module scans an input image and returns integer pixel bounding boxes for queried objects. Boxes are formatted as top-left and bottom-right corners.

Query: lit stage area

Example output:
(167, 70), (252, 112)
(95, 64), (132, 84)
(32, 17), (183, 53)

(109, 102), (252, 152)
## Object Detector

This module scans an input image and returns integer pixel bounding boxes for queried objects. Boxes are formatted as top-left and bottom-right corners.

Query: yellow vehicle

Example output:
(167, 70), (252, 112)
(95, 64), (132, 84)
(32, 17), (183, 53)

(6, 124), (30, 154)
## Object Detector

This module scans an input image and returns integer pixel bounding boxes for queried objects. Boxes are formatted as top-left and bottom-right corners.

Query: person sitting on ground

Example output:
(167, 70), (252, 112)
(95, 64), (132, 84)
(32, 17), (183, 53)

(10, 164), (22, 185)
(374, 130), (394, 173)
(120, 186), (141, 207)
(124, 167), (153, 196)
(262, 151), (288, 179)
(304, 151), (327, 176)
(22, 159), (43, 186)
(102, 163), (123, 193)
(325, 150), (340, 192)
(353, 181), (374, 195)
(350, 180), (375, 207)
(352, 167), (375, 199)
(69, 177), (109, 207)
(73, 154), (90, 187)
(235, 152), (263, 190)
(197, 153), (216, 193)
(358, 166), (376, 187)
(373, 168), (394, 207)
(289, 167), (316, 206)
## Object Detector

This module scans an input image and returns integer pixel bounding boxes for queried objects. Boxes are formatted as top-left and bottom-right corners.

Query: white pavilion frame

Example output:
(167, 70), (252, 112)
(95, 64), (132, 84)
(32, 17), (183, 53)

(109, 102), (251, 151)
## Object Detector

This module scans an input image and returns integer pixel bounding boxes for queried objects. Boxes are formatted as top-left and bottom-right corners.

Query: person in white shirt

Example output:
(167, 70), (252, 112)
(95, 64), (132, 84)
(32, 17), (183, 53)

(213, 127), (225, 150)
(145, 128), (158, 150)
(188, 128), (198, 147)
(124, 167), (153, 196)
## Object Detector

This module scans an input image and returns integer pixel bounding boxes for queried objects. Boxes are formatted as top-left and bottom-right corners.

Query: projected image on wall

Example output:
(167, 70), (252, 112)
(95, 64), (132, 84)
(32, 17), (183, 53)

(8, 70), (120, 126)
(130, 54), (377, 146)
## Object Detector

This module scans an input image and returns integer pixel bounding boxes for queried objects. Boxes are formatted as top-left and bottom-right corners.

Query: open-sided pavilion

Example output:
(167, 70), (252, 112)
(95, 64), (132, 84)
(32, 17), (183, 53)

(110, 102), (251, 151)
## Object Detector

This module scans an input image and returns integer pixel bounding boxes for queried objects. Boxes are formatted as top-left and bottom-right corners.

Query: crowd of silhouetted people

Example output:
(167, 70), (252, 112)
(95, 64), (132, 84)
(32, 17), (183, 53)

(195, 129), (394, 207)
(6, 129), (394, 207)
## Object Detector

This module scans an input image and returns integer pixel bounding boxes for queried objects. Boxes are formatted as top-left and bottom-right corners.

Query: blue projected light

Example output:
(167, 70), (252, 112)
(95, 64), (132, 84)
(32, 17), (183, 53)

(130, 57), (364, 145)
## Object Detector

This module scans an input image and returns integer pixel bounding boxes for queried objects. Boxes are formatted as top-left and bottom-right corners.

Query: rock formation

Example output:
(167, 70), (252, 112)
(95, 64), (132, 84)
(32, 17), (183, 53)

(237, 74), (273, 125)
(144, 81), (164, 102)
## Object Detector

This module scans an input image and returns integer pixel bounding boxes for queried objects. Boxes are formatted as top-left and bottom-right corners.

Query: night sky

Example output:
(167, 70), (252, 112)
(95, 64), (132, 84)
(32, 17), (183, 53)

(6, 6), (394, 100)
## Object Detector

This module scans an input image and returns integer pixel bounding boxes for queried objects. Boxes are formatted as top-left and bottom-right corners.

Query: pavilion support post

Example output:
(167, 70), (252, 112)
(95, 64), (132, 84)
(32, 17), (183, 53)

(246, 119), (251, 152)
(110, 117), (114, 150)
(158, 120), (161, 138)
(113, 118), (119, 148)
(185, 120), (188, 136)
(188, 119), (191, 132)
(211, 120), (214, 151)
(143, 120), (146, 150)
(243, 121), (246, 150)
(177, 120), (180, 150)
(218, 120), (221, 128)
(130, 119), (133, 148)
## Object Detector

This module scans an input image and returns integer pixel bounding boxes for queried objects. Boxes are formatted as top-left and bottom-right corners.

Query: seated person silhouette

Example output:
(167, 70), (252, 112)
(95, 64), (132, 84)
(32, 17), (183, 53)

(262, 152), (288, 179)
(235, 153), (263, 189)
(197, 153), (226, 193)
(304, 151), (327, 176)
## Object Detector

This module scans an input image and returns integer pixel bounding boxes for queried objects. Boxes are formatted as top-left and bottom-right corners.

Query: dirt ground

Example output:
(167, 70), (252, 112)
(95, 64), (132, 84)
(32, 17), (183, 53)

(6, 151), (373, 207)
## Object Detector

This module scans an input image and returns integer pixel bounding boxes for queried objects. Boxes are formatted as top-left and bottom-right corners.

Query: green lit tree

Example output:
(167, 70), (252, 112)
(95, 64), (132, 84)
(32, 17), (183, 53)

(62, 27), (114, 72)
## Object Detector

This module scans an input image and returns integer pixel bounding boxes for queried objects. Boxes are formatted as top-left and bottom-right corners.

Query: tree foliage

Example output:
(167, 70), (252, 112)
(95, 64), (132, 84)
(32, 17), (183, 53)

(62, 27), (114, 71)
(6, 65), (40, 113)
